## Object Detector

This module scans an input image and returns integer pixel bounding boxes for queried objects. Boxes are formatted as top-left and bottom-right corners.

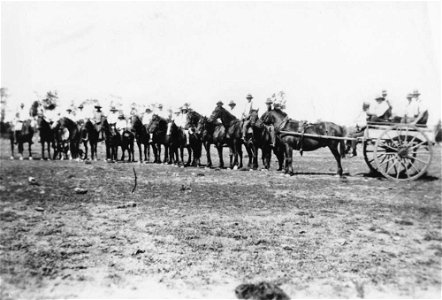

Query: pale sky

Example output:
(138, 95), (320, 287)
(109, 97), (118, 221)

(1, 1), (441, 125)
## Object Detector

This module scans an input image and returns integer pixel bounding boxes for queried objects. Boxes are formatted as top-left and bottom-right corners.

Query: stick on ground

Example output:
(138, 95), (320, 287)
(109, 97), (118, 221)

(132, 167), (137, 193)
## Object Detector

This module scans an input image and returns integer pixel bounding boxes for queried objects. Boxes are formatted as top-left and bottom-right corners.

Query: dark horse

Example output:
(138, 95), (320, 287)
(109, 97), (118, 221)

(244, 109), (284, 170)
(129, 115), (151, 163)
(102, 118), (120, 162)
(197, 116), (232, 169)
(36, 115), (55, 160)
(208, 106), (243, 169)
(10, 119), (34, 160)
(262, 109), (346, 176)
(53, 117), (81, 160)
(184, 110), (204, 167)
(166, 121), (186, 165)
(148, 114), (169, 163)
(80, 120), (99, 161)
(118, 126), (135, 162)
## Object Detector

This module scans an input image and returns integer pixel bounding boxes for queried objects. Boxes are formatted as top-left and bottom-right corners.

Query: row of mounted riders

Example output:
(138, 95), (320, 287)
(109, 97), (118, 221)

(9, 105), (348, 176)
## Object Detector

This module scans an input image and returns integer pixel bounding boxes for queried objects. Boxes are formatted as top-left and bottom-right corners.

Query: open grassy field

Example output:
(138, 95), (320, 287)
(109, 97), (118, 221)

(0, 138), (441, 298)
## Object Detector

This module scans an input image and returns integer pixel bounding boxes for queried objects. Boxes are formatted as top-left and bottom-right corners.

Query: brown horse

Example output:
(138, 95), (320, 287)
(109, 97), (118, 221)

(262, 109), (346, 176)
(246, 110), (285, 170)
(10, 120), (34, 160)
(208, 105), (243, 169)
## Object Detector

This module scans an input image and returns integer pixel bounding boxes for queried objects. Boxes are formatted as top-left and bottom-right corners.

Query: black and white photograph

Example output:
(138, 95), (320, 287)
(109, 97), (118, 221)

(0, 1), (441, 298)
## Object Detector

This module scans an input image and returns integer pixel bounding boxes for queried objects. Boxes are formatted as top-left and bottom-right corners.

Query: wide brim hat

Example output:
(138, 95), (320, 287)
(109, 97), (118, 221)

(110, 106), (118, 112)
(66, 108), (73, 112)
(246, 94), (253, 99)
(375, 96), (384, 101)
(94, 105), (102, 109)
(158, 104), (163, 108)
(407, 93), (413, 98)
(216, 101), (224, 106)
(183, 102), (190, 108)
(228, 100), (236, 106)
(118, 114), (125, 119)
(145, 107), (152, 112)
(78, 104), (84, 108)
(412, 90), (420, 96)
(381, 90), (387, 94)
(265, 98), (273, 105)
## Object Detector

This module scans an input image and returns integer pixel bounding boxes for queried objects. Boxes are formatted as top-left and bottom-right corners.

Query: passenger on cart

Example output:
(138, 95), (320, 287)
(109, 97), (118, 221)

(367, 95), (392, 122)
(346, 102), (370, 157)
(403, 90), (428, 125)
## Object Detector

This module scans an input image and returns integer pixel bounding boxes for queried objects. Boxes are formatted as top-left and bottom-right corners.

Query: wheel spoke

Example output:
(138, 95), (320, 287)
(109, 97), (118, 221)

(409, 150), (431, 156)
(406, 155), (430, 165)
(398, 158), (410, 178)
(383, 156), (399, 173)
(404, 157), (421, 174)
(386, 158), (399, 175)
(378, 142), (398, 152)
(409, 140), (427, 150)
(378, 154), (396, 167)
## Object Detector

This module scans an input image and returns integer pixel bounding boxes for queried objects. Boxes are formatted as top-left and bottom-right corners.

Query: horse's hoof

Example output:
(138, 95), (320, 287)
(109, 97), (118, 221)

(29, 157), (33, 160)
(19, 156), (23, 161)
(10, 156), (14, 160)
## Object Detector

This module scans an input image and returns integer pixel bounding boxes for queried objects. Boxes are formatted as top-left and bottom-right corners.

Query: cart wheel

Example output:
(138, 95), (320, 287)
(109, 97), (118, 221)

(374, 126), (433, 181)
(363, 139), (381, 175)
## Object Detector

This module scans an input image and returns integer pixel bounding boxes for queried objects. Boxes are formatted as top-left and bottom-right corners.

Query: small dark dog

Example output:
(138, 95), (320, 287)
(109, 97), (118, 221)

(235, 282), (290, 300)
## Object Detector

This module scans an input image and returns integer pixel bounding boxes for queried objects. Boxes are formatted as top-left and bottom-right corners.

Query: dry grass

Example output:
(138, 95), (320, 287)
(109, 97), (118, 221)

(0, 139), (441, 298)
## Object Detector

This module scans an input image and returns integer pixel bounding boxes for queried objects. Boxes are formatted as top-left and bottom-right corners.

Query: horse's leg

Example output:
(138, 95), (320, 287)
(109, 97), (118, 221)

(329, 143), (344, 177)
(18, 135), (24, 160)
(47, 141), (51, 160)
(10, 133), (15, 159)
(186, 146), (191, 166)
(238, 142), (243, 169)
(137, 141), (143, 163)
(284, 143), (294, 175)
(205, 142), (212, 168)
(84, 141), (89, 160)
(41, 141), (45, 160)
(217, 145), (224, 169)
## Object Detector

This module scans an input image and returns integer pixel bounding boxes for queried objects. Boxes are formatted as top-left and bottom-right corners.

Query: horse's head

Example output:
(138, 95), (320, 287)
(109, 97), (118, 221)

(261, 111), (277, 125)
(186, 110), (201, 128)
(208, 105), (222, 123)
(196, 116), (208, 136)
(148, 114), (164, 133)
(248, 109), (260, 127)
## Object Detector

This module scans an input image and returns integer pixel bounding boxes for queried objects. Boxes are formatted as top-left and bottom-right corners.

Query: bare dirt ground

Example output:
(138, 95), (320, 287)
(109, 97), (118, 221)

(0, 138), (441, 299)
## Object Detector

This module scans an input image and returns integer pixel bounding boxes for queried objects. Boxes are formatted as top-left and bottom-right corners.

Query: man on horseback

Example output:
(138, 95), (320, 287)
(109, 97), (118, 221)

(76, 104), (86, 125)
(156, 104), (169, 120)
(228, 100), (242, 120)
(241, 93), (255, 141)
(174, 104), (190, 146)
(65, 107), (77, 122)
(13, 103), (30, 144)
(93, 104), (105, 140)
(107, 106), (119, 126)
(130, 103), (138, 117)
(262, 98), (276, 148)
(116, 112), (127, 134)
(142, 107), (153, 126)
